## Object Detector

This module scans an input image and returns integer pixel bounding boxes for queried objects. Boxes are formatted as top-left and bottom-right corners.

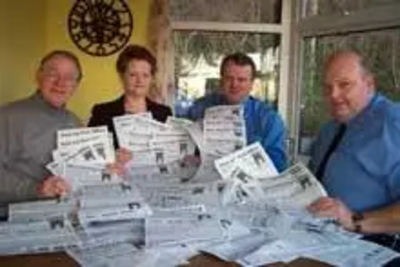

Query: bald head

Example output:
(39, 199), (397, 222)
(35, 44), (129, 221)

(323, 50), (375, 122)
(324, 50), (371, 77)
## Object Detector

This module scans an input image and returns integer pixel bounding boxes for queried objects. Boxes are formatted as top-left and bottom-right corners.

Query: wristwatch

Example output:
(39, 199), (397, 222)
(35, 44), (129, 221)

(352, 212), (364, 233)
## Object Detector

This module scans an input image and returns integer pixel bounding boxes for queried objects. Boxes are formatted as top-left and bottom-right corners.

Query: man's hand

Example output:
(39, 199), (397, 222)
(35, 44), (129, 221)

(37, 176), (71, 198)
(307, 196), (355, 231)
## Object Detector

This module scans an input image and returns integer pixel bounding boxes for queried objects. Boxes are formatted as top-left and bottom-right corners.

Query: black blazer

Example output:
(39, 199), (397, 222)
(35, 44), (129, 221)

(88, 96), (173, 148)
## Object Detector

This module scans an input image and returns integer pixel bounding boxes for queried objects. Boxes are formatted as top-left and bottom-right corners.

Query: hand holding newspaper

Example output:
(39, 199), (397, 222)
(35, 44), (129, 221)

(215, 143), (326, 208)
(46, 126), (121, 191)
(2, 115), (400, 267)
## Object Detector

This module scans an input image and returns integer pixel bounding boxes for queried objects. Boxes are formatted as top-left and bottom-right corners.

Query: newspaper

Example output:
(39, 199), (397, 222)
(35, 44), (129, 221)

(46, 160), (65, 177)
(113, 114), (199, 183)
(214, 143), (278, 204)
(63, 164), (121, 190)
(127, 148), (180, 168)
(78, 202), (152, 225)
(57, 126), (115, 164)
(225, 203), (292, 238)
(189, 153), (222, 183)
(0, 218), (79, 255)
(67, 242), (139, 267)
(214, 142), (278, 181)
(113, 114), (153, 151)
(201, 232), (272, 262)
(150, 136), (196, 161)
(145, 212), (224, 247)
(142, 183), (220, 214)
(46, 126), (117, 190)
(166, 116), (193, 128)
(215, 144), (325, 208)
(80, 219), (145, 248)
(126, 159), (198, 185)
(77, 183), (145, 209)
(203, 105), (247, 156)
(4, 116), (400, 267)
(204, 105), (244, 120)
(256, 163), (327, 208)
(242, 229), (398, 267)
(304, 238), (400, 267)
(8, 198), (76, 222)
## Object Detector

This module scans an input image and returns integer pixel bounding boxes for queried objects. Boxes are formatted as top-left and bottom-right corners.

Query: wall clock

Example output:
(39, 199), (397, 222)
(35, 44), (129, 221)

(68, 0), (133, 57)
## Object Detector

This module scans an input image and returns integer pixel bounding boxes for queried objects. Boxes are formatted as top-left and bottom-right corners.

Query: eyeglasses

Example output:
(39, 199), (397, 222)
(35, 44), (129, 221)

(42, 70), (79, 86)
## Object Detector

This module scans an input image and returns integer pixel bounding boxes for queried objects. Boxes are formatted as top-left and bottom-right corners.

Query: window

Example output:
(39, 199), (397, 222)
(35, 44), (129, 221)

(173, 31), (280, 116)
(170, 0), (282, 23)
(170, 0), (294, 123)
(303, 0), (399, 17)
(296, 1), (400, 159)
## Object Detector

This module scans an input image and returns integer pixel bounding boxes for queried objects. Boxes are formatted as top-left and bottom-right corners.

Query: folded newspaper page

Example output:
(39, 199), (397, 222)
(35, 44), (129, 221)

(3, 115), (399, 267)
(145, 212), (224, 247)
(57, 126), (115, 164)
(0, 218), (80, 255)
(256, 163), (327, 208)
(8, 198), (76, 222)
(203, 105), (247, 156)
(215, 143), (325, 208)
(214, 142), (278, 180)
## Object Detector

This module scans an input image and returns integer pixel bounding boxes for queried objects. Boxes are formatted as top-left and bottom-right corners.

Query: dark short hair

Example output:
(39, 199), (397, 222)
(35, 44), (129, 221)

(116, 44), (157, 75)
(220, 52), (257, 80)
(39, 50), (83, 81)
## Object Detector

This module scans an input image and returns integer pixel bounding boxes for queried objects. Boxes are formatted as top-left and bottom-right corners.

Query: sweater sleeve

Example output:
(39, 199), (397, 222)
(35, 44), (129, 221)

(0, 111), (38, 204)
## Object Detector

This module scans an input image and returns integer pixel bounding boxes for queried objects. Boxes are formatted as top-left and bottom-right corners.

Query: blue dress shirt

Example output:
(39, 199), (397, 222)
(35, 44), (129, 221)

(310, 93), (400, 212)
(184, 93), (287, 172)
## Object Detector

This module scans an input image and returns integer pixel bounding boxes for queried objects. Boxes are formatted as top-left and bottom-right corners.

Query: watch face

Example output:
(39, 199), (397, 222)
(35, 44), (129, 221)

(68, 0), (133, 57)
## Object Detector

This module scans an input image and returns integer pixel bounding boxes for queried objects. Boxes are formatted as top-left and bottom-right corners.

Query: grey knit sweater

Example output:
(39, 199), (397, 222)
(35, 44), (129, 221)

(0, 92), (80, 207)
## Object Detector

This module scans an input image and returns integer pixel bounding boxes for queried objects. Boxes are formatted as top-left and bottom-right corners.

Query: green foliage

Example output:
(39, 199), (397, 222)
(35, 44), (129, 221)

(301, 30), (400, 136)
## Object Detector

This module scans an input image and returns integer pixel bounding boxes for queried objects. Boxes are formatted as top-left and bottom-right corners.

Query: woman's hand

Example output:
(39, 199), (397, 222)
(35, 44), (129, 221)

(105, 147), (133, 176)
(116, 147), (133, 165)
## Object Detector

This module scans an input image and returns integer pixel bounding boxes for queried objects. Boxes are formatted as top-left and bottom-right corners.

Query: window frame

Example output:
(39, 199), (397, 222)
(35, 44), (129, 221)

(292, 1), (400, 162)
(170, 0), (294, 125)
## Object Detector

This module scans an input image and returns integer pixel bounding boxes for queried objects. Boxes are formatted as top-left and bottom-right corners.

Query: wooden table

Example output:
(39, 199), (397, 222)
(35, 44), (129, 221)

(0, 253), (331, 267)
(0, 253), (79, 267)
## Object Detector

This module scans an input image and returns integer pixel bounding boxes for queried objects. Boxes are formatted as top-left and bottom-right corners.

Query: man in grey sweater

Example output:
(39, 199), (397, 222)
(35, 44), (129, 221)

(0, 50), (82, 212)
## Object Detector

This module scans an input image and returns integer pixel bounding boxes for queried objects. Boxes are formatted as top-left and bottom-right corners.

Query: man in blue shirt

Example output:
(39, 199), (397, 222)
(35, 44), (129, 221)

(184, 52), (287, 172)
(307, 50), (400, 252)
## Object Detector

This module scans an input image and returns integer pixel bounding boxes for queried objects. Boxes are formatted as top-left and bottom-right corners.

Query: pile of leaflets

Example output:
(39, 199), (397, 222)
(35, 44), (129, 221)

(202, 105), (247, 156)
(0, 108), (399, 267)
(46, 126), (117, 190)
(114, 113), (198, 183)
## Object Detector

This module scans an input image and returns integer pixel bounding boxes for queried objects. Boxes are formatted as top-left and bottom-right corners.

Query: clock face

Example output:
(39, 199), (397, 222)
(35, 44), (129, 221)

(68, 0), (133, 57)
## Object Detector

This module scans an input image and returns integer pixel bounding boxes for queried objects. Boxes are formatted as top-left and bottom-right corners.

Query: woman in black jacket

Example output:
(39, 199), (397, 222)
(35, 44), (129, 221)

(88, 44), (172, 148)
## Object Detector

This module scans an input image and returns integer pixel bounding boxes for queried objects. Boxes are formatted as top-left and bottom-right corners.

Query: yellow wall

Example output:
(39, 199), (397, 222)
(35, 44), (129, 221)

(0, 0), (47, 103)
(46, 0), (152, 122)
(0, 0), (152, 122)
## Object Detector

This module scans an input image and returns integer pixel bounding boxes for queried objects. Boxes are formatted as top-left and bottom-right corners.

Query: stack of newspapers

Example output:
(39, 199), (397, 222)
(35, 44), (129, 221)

(203, 105), (247, 156)
(1, 107), (399, 267)
(113, 113), (198, 183)
(46, 126), (118, 190)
